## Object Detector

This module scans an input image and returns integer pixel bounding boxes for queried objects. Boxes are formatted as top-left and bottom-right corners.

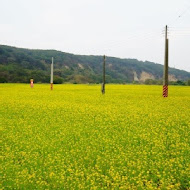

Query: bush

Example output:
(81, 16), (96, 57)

(53, 76), (64, 84)
(0, 77), (7, 83)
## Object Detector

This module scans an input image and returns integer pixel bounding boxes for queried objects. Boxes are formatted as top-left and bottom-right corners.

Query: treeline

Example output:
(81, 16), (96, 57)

(0, 45), (190, 84)
(144, 79), (190, 86)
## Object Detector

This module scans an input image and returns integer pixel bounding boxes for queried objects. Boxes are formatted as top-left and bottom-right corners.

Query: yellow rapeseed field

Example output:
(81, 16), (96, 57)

(1, 84), (190, 189)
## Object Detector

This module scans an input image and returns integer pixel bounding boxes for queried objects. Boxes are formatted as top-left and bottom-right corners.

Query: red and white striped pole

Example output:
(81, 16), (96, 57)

(163, 25), (169, 97)
(30, 79), (34, 88)
(50, 57), (53, 90)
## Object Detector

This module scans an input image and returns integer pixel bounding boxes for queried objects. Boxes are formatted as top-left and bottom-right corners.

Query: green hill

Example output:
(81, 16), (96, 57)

(0, 45), (190, 84)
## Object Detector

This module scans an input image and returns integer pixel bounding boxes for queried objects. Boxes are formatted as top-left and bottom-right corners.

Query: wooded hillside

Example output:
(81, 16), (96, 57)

(0, 45), (190, 84)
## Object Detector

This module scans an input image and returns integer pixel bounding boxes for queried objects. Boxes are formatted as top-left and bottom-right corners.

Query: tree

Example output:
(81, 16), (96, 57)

(175, 80), (185, 86)
(187, 79), (190, 86)
(145, 79), (156, 85)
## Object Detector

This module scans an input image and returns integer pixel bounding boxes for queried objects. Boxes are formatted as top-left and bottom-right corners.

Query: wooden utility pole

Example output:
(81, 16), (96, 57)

(163, 25), (169, 97)
(101, 55), (106, 94)
(50, 57), (54, 90)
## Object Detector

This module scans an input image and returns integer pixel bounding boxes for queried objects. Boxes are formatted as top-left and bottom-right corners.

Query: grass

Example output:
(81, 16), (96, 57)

(1, 84), (190, 189)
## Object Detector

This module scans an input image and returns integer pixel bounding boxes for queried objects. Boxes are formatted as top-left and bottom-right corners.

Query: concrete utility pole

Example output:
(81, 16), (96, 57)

(163, 25), (169, 97)
(50, 57), (54, 90)
(101, 55), (106, 94)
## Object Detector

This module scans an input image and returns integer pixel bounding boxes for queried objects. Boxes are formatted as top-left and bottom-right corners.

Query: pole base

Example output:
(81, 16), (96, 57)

(50, 83), (53, 90)
(163, 85), (168, 97)
(101, 83), (105, 94)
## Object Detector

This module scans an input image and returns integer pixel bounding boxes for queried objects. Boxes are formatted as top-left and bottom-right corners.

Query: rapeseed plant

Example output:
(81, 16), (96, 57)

(1, 84), (190, 189)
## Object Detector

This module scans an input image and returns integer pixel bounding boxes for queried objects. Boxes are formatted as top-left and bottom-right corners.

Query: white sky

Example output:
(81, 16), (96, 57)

(0, 0), (190, 71)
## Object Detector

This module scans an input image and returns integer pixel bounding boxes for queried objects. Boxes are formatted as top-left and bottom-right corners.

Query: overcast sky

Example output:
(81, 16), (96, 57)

(0, 0), (190, 71)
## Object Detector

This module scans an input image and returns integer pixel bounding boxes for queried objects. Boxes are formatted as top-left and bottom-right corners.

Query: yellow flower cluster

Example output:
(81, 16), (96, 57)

(1, 84), (190, 189)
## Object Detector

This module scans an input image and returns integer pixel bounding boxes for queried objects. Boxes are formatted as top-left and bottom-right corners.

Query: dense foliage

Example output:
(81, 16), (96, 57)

(1, 84), (190, 189)
(0, 45), (190, 84)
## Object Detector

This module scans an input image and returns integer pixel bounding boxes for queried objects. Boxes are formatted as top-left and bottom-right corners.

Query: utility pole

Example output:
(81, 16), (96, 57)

(163, 25), (169, 97)
(50, 57), (54, 90)
(101, 55), (106, 94)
